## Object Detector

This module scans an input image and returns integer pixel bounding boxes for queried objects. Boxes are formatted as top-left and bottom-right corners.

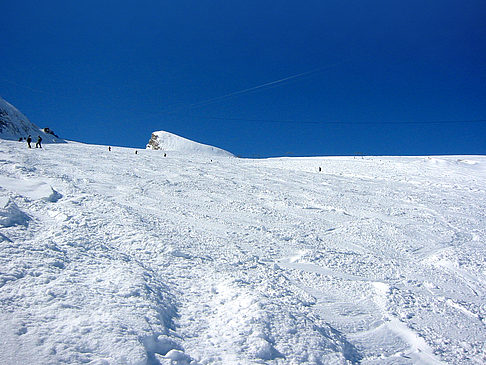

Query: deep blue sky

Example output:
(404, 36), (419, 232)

(1, 1), (485, 157)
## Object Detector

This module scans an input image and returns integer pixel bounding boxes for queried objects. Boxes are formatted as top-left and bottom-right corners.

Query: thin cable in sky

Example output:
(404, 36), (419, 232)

(188, 64), (340, 109)
(186, 115), (486, 125)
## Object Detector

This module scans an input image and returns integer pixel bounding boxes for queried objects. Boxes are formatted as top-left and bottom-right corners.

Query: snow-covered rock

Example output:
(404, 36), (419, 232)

(0, 96), (63, 143)
(146, 130), (233, 157)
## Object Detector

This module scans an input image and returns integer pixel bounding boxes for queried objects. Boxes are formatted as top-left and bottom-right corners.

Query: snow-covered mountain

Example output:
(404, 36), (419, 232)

(147, 130), (234, 157)
(1, 138), (485, 364)
(0, 97), (63, 143)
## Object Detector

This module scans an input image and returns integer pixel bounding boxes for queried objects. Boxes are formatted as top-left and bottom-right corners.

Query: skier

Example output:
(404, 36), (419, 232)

(36, 136), (42, 148)
(26, 135), (32, 148)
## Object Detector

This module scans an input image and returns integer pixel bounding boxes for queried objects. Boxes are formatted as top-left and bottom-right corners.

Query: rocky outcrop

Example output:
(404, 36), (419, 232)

(147, 133), (160, 150)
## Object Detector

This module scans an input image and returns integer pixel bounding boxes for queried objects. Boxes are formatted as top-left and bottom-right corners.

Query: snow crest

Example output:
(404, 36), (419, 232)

(146, 130), (233, 157)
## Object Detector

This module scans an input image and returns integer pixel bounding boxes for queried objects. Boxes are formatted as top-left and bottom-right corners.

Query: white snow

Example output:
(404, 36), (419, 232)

(0, 176), (62, 202)
(0, 138), (485, 364)
(146, 130), (234, 157)
(0, 197), (30, 227)
(0, 97), (63, 143)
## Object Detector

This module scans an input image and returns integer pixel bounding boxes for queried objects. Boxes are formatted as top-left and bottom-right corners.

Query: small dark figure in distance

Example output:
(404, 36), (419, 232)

(135, 150), (138, 154)
(18, 137), (23, 142)
(36, 136), (42, 148)
(26, 135), (32, 148)
(319, 167), (322, 172)
(164, 153), (167, 157)
(108, 146), (111, 151)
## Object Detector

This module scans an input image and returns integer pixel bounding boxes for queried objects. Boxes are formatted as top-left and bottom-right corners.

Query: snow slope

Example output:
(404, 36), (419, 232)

(146, 130), (234, 157)
(0, 139), (485, 364)
(0, 97), (63, 143)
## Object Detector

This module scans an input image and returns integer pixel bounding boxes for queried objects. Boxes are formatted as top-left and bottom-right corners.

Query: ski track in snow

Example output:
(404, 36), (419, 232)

(1, 140), (485, 364)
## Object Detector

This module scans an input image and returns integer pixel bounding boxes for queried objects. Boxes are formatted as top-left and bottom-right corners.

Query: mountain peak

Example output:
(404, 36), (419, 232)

(146, 130), (234, 157)
(0, 97), (63, 143)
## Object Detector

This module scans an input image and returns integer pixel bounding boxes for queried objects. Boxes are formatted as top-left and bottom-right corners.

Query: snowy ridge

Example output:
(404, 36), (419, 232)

(0, 140), (485, 364)
(0, 97), (63, 143)
(146, 130), (233, 157)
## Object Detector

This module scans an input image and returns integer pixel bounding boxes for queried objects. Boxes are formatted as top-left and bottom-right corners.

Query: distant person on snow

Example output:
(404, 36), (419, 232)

(26, 135), (32, 148)
(18, 137), (23, 142)
(36, 136), (42, 148)
(108, 146), (111, 151)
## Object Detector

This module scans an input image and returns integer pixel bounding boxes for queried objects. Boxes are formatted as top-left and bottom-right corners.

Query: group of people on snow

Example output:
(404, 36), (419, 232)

(20, 135), (42, 148)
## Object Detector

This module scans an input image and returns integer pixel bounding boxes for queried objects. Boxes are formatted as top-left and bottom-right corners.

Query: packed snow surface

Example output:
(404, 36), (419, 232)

(146, 130), (233, 157)
(0, 140), (485, 364)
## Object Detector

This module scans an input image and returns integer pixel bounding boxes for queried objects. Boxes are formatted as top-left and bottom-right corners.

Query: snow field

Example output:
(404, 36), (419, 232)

(1, 140), (485, 364)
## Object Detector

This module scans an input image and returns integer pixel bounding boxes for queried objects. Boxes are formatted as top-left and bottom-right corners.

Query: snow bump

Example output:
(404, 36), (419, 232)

(0, 196), (30, 227)
(0, 176), (62, 202)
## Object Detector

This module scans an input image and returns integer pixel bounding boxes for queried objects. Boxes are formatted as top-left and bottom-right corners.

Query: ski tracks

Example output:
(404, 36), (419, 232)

(2, 142), (486, 364)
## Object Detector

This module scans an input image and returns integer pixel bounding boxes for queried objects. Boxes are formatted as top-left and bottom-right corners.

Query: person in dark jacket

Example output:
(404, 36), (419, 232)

(26, 135), (32, 148)
(36, 136), (42, 148)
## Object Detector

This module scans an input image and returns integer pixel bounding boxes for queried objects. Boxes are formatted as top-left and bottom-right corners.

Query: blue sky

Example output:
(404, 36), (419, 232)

(1, 0), (485, 157)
